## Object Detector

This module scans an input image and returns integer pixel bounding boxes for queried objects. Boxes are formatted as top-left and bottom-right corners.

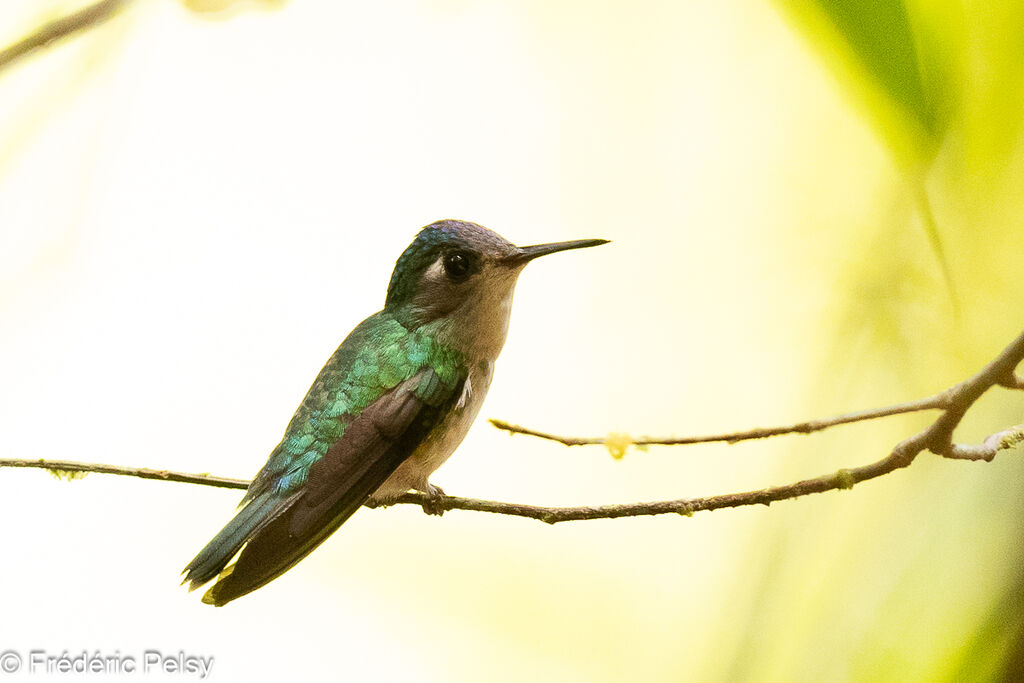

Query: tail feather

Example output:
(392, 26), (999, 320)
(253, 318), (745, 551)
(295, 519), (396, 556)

(181, 493), (287, 590)
(198, 483), (368, 606)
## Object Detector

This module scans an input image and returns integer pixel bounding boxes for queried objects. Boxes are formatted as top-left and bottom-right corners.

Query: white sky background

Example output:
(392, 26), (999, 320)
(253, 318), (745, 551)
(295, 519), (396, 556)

(0, 1), (919, 680)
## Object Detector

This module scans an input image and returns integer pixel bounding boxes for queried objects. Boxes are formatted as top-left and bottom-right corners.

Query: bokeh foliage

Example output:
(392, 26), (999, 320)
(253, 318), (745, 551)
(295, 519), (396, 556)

(0, 2), (1022, 682)
(775, 0), (942, 166)
(764, 2), (1024, 681)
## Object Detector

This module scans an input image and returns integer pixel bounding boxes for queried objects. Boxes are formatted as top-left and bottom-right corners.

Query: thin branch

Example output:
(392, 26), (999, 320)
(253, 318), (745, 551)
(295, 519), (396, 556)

(491, 334), (1024, 450)
(371, 428), (957, 522)
(489, 392), (949, 448)
(3, 421), (1020, 525)
(2, 329), (1023, 524)
(0, 0), (127, 75)
(0, 458), (248, 491)
(941, 425), (1024, 462)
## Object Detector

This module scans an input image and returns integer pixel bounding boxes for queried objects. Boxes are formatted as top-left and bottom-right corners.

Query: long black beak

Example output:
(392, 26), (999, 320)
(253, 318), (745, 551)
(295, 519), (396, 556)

(505, 238), (610, 265)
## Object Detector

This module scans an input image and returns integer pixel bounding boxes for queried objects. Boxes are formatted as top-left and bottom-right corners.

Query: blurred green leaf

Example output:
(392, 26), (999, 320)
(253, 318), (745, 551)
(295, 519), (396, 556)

(817, 0), (933, 135)
(776, 0), (959, 308)
(775, 0), (940, 165)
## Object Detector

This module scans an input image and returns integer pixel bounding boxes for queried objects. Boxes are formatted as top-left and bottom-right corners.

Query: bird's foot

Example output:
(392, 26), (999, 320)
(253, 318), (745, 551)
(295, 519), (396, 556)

(419, 483), (448, 517)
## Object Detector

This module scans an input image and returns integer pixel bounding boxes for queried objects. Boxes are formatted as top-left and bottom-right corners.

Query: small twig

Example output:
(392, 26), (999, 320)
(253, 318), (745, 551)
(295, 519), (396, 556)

(491, 333), (1024, 450)
(0, 0), (127, 75)
(2, 329), (1023, 524)
(0, 458), (248, 491)
(939, 424), (1024, 462)
(489, 393), (950, 447)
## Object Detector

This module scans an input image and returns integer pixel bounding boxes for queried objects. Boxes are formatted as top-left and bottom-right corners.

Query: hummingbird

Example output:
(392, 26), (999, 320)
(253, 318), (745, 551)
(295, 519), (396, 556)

(182, 219), (607, 605)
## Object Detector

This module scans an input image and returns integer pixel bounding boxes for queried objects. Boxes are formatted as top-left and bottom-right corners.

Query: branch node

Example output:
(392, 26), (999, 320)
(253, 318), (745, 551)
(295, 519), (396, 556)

(604, 433), (633, 459)
(998, 371), (1024, 390)
(890, 436), (925, 467)
(834, 468), (856, 490)
(933, 384), (960, 409)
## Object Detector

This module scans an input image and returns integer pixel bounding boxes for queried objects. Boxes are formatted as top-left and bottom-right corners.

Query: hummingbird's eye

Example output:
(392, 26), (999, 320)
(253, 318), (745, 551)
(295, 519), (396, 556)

(442, 251), (472, 283)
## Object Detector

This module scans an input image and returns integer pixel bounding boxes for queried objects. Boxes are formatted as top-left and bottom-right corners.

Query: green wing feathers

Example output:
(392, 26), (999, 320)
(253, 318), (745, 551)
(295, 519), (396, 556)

(182, 311), (466, 605)
(246, 312), (464, 500)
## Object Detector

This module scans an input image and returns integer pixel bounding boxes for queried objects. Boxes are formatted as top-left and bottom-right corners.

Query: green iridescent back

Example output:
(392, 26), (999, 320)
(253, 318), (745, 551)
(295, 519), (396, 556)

(246, 312), (466, 500)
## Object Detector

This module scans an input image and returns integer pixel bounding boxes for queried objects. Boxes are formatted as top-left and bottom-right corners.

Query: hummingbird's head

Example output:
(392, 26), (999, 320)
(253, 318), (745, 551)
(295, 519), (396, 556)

(385, 219), (607, 357)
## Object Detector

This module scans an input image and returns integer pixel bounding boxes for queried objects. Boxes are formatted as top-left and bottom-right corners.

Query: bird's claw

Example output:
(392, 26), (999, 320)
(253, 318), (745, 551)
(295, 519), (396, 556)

(420, 483), (447, 517)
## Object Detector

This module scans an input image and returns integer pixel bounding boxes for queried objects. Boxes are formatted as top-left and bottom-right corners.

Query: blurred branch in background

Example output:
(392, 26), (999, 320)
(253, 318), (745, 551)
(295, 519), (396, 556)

(0, 0), (128, 75)
(2, 328), (1022, 524)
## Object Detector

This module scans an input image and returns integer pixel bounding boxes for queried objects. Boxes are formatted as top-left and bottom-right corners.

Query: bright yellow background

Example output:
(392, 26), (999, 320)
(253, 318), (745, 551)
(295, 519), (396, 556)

(1, 1), (1023, 681)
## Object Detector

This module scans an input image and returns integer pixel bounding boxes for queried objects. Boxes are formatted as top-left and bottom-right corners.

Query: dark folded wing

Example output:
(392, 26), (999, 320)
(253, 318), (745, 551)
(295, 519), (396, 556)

(200, 368), (463, 606)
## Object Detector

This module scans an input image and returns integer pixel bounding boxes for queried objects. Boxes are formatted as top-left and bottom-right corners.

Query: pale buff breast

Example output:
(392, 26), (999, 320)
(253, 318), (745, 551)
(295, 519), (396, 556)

(369, 260), (521, 503)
